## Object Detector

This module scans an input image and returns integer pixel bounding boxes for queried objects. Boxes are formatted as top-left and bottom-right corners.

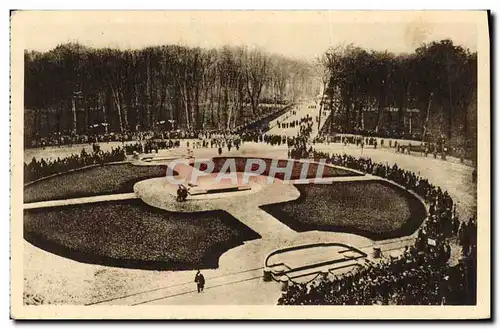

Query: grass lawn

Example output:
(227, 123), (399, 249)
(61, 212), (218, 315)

(192, 157), (362, 180)
(24, 199), (261, 270)
(261, 180), (427, 240)
(24, 163), (173, 203)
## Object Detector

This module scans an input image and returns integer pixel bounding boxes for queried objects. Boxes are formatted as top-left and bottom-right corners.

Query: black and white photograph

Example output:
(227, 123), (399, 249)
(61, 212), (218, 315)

(10, 10), (490, 319)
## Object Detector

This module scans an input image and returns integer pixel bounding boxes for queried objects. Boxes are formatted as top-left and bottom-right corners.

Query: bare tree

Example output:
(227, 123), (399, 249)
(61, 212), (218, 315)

(242, 47), (269, 116)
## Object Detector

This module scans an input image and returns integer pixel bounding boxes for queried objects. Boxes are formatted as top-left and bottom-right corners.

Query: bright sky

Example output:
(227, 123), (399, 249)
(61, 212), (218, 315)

(14, 11), (480, 60)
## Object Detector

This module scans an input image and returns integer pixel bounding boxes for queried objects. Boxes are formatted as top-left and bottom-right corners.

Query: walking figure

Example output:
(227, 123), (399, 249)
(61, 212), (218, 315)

(194, 270), (205, 293)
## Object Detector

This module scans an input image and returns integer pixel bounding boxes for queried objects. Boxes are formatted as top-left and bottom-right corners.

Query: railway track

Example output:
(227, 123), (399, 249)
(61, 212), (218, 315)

(86, 266), (265, 306)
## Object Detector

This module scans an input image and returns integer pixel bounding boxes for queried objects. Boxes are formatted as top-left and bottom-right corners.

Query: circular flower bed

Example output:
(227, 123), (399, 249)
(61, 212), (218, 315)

(261, 180), (427, 240)
(24, 199), (260, 270)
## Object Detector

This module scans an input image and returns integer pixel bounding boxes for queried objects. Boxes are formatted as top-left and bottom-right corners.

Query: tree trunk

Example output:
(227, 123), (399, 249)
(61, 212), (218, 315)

(329, 89), (334, 131)
(251, 97), (258, 116)
(146, 54), (152, 130)
(99, 92), (108, 134)
(422, 93), (433, 143)
(209, 86), (215, 127)
(110, 84), (123, 133)
(194, 86), (200, 130)
(375, 100), (384, 133)
(344, 96), (351, 131)
(398, 93), (406, 135)
(184, 87), (191, 130)
(120, 91), (129, 131)
(71, 96), (77, 134)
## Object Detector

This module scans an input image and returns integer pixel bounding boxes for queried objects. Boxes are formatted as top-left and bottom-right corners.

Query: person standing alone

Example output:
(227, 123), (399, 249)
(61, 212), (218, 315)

(194, 270), (205, 293)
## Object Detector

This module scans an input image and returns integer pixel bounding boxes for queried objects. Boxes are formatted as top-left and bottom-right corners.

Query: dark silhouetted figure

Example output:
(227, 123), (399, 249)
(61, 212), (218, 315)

(176, 185), (188, 202)
(194, 270), (205, 293)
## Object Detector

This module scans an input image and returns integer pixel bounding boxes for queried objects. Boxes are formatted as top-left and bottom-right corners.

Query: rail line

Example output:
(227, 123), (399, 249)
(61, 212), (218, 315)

(86, 266), (264, 306)
(131, 275), (263, 305)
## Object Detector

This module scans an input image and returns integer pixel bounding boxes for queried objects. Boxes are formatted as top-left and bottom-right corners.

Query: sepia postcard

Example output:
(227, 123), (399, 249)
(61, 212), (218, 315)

(10, 10), (490, 319)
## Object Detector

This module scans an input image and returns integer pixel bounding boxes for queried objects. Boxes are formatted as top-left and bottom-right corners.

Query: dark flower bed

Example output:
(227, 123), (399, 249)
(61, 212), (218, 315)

(24, 199), (260, 270)
(24, 163), (174, 203)
(191, 157), (363, 180)
(261, 180), (427, 240)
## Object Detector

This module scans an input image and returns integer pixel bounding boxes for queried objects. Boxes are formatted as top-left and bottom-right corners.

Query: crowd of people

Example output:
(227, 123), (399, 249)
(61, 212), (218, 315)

(116, 131), (246, 157)
(123, 139), (181, 155)
(26, 129), (231, 149)
(189, 132), (243, 154)
(317, 135), (380, 149)
(245, 116), (315, 159)
(276, 114), (314, 130)
(279, 246), (475, 305)
(278, 151), (477, 305)
(237, 113), (315, 158)
(24, 146), (126, 183)
(334, 126), (474, 160)
(314, 133), (472, 164)
(25, 103), (290, 150)
(176, 185), (189, 202)
(287, 119), (314, 159)
(25, 129), (251, 183)
(328, 126), (423, 141)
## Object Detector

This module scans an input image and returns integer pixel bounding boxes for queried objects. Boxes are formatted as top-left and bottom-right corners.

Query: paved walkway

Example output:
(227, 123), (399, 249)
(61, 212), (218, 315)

(266, 100), (323, 139)
(226, 206), (296, 240)
(143, 272), (281, 305)
(23, 193), (138, 210)
(91, 267), (268, 306)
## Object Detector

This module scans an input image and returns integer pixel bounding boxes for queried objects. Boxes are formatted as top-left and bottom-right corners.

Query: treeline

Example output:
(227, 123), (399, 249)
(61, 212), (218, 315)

(321, 39), (477, 148)
(24, 43), (319, 137)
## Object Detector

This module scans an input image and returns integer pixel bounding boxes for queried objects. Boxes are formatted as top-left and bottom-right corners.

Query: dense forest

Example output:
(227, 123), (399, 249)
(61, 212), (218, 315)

(24, 39), (477, 152)
(24, 43), (319, 138)
(320, 39), (477, 149)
